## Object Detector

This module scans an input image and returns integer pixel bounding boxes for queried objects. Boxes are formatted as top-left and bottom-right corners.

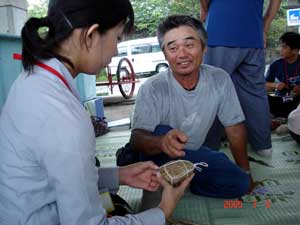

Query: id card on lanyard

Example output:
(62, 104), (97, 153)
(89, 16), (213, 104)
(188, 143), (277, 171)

(282, 95), (294, 103)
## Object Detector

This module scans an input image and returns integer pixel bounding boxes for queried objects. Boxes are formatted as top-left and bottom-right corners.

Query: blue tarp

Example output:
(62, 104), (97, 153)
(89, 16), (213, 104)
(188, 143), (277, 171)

(75, 74), (97, 103)
(0, 34), (22, 110)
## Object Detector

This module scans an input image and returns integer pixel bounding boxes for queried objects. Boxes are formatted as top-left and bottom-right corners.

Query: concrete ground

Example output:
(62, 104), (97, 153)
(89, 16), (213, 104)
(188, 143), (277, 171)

(103, 97), (135, 123)
(99, 77), (148, 123)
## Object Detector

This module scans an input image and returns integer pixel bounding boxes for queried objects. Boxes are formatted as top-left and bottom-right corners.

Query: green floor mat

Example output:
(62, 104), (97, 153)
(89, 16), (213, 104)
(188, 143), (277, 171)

(95, 129), (129, 166)
(95, 130), (300, 225)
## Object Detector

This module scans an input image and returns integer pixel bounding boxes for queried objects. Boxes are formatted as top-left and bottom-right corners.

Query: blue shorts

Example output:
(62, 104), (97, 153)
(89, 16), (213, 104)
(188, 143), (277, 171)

(140, 125), (250, 199)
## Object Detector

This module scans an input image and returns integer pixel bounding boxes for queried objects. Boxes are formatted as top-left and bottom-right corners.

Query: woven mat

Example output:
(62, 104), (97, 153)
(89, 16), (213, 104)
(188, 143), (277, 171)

(95, 129), (130, 166)
(96, 130), (300, 225)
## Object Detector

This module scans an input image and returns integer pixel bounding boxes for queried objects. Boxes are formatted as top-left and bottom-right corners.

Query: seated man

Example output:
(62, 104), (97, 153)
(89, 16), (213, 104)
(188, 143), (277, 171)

(266, 32), (300, 118)
(129, 15), (254, 207)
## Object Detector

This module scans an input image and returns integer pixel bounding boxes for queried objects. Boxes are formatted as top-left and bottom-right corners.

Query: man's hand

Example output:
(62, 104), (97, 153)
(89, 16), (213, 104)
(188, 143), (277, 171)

(160, 129), (187, 158)
(276, 82), (286, 91)
(119, 161), (160, 192)
(263, 0), (282, 48)
(200, 8), (208, 23)
(263, 31), (268, 48)
(248, 175), (258, 193)
(199, 0), (209, 23)
(291, 85), (300, 96)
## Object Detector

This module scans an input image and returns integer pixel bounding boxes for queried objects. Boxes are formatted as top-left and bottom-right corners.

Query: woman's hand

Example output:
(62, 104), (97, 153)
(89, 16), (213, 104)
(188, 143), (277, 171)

(158, 172), (194, 219)
(119, 161), (160, 192)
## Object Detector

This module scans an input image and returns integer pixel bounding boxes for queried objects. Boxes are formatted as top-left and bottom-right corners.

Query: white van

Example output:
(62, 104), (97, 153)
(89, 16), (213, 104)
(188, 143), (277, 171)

(109, 37), (169, 76)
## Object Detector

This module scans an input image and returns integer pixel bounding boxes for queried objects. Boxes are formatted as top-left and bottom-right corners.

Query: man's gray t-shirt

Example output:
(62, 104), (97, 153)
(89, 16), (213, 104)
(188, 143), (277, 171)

(132, 64), (245, 150)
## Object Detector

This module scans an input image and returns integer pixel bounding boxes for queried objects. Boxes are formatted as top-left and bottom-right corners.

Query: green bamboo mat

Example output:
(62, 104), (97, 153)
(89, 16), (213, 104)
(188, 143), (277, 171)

(95, 129), (129, 166)
(95, 129), (300, 225)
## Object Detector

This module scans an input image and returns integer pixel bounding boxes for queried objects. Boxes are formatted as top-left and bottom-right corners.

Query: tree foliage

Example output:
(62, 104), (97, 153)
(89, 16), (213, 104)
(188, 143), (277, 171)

(28, 0), (288, 55)
(131, 0), (199, 37)
(266, 1), (287, 48)
(28, 0), (48, 18)
(131, 0), (288, 62)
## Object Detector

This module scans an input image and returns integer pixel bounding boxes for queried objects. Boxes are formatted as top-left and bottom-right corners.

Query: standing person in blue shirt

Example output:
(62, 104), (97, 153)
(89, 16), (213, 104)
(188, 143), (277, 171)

(266, 32), (300, 118)
(199, 0), (281, 157)
(0, 0), (193, 224)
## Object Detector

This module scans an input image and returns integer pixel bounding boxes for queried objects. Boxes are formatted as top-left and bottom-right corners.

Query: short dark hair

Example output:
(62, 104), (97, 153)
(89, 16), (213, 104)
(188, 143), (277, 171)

(156, 15), (207, 50)
(21, 0), (134, 71)
(279, 32), (300, 50)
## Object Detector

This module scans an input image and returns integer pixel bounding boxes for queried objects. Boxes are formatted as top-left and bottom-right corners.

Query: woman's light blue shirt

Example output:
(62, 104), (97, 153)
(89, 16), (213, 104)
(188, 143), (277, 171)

(0, 58), (165, 225)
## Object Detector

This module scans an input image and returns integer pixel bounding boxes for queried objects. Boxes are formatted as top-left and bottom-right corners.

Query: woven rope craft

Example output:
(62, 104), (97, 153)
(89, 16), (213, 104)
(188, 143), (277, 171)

(159, 160), (208, 186)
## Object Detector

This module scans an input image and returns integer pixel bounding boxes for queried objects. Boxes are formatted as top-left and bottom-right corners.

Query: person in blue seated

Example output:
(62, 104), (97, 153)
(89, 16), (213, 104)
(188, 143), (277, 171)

(129, 15), (254, 209)
(266, 32), (300, 118)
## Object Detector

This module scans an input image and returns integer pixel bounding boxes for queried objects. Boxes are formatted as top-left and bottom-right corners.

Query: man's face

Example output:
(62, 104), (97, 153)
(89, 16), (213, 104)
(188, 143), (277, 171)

(162, 25), (205, 77)
(280, 42), (298, 60)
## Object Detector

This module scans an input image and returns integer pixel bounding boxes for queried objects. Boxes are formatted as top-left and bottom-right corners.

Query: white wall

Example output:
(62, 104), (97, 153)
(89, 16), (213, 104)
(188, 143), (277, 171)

(0, 0), (28, 35)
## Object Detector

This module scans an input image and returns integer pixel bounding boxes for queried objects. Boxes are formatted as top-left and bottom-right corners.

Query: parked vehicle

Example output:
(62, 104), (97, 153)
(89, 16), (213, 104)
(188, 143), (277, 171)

(108, 37), (169, 76)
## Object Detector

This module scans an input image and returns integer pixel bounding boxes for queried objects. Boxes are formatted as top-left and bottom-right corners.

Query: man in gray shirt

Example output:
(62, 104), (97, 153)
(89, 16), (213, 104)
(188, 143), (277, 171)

(130, 15), (254, 205)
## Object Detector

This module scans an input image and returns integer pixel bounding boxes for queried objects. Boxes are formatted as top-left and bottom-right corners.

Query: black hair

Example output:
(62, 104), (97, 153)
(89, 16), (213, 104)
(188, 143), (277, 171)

(21, 0), (134, 71)
(279, 32), (300, 50)
(156, 15), (207, 50)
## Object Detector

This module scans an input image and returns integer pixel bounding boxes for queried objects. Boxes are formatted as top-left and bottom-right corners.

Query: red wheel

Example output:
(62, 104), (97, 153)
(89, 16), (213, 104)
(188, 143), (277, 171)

(116, 58), (135, 99)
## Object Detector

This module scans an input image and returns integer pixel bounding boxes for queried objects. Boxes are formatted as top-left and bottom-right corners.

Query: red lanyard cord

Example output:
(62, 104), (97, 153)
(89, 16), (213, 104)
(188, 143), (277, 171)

(13, 53), (72, 93)
(283, 58), (300, 87)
